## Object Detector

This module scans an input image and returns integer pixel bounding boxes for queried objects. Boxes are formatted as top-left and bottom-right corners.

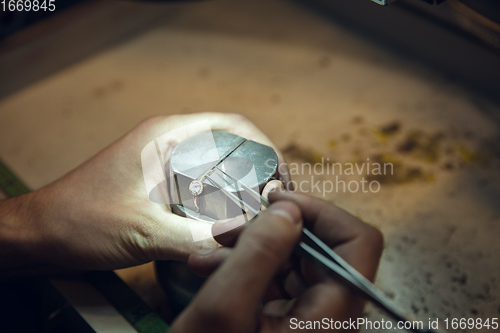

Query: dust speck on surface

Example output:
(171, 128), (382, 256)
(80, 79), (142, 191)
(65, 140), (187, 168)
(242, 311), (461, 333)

(352, 116), (364, 124)
(198, 67), (211, 78)
(282, 142), (322, 164)
(92, 80), (124, 98)
(379, 121), (401, 137)
(270, 94), (281, 104)
(451, 273), (467, 286)
(318, 55), (331, 68)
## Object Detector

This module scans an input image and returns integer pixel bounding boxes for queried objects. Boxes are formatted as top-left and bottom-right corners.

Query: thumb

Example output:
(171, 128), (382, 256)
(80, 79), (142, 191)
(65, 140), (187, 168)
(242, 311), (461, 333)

(173, 201), (302, 333)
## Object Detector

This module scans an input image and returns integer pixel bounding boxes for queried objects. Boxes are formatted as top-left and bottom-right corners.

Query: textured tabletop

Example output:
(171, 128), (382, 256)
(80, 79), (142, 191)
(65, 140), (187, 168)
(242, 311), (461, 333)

(0, 0), (499, 329)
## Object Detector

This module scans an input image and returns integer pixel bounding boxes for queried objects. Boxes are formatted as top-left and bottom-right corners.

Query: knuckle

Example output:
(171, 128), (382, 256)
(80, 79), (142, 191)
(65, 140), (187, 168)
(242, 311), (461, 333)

(126, 225), (158, 261)
(140, 115), (166, 127)
(133, 115), (168, 134)
(364, 224), (384, 253)
(229, 113), (250, 123)
(245, 226), (290, 261)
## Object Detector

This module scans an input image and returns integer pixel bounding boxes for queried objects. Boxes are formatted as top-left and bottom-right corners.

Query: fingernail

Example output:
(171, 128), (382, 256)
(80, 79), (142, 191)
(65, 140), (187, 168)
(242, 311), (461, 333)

(195, 247), (216, 256)
(268, 202), (300, 225)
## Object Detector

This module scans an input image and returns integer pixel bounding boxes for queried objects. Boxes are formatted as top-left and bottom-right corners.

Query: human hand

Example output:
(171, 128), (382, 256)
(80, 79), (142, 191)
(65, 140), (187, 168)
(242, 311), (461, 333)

(0, 113), (289, 271)
(170, 191), (383, 333)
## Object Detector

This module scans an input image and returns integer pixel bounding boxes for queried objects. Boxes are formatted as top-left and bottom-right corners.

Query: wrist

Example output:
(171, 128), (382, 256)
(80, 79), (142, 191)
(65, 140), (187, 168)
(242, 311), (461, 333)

(0, 192), (44, 268)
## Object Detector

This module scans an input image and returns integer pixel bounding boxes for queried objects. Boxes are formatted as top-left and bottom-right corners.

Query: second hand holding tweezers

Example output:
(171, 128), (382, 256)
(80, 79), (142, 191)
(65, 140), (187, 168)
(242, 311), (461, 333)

(202, 165), (444, 333)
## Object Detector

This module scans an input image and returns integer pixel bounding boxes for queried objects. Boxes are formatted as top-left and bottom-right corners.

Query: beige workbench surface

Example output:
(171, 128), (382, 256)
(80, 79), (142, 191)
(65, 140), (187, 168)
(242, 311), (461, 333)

(1, 0), (499, 329)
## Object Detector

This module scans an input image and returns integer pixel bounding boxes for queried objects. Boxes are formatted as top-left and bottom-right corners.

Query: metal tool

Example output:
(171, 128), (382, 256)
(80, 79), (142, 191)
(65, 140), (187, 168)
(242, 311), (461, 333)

(168, 130), (278, 222)
(207, 169), (443, 333)
(189, 137), (247, 211)
(167, 131), (445, 333)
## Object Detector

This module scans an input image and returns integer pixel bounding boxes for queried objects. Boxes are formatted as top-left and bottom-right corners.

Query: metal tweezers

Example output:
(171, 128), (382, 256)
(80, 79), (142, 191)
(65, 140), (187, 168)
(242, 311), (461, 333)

(202, 165), (444, 333)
